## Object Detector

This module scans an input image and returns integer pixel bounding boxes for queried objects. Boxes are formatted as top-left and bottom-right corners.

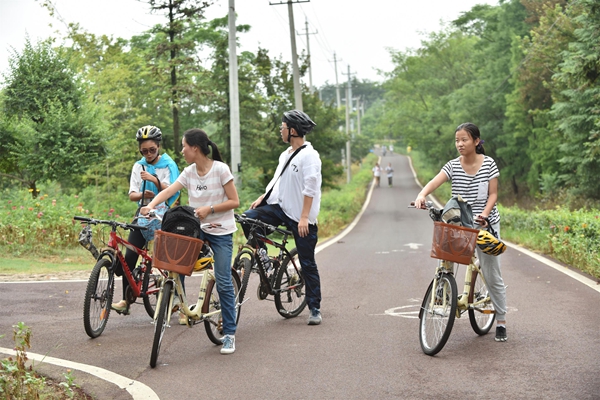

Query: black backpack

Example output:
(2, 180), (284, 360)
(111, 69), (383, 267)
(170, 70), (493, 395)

(160, 205), (202, 239)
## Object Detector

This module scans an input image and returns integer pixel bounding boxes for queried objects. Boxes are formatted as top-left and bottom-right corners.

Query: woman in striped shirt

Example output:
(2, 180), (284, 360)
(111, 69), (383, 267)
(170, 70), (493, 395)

(414, 122), (508, 343)
(142, 128), (240, 354)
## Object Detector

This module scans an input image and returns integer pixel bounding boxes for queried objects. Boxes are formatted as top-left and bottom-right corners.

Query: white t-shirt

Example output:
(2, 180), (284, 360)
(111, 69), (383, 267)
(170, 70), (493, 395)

(275, 142), (322, 224)
(372, 166), (382, 177)
(129, 163), (173, 205)
(385, 166), (393, 177)
(176, 161), (237, 235)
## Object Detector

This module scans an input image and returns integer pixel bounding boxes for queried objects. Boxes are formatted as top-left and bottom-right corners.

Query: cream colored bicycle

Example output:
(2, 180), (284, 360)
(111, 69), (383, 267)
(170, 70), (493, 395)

(149, 229), (240, 368)
(412, 202), (495, 356)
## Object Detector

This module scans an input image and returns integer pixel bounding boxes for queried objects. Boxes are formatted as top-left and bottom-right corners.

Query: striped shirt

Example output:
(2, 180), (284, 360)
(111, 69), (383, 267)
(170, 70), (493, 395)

(176, 161), (237, 235)
(441, 156), (500, 225)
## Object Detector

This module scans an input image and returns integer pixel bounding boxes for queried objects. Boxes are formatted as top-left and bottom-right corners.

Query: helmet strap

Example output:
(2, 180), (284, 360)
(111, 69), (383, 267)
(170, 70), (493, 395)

(147, 154), (160, 164)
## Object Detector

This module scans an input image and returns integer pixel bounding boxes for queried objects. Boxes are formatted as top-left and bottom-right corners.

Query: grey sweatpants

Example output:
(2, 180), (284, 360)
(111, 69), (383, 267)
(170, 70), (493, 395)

(475, 222), (507, 322)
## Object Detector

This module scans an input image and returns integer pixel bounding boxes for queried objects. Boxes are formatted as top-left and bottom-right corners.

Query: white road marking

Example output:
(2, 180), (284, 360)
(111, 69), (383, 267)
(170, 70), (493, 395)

(0, 347), (159, 399)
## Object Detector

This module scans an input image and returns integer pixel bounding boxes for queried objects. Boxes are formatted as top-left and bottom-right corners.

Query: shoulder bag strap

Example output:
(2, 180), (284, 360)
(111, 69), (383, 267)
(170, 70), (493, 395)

(262, 144), (307, 204)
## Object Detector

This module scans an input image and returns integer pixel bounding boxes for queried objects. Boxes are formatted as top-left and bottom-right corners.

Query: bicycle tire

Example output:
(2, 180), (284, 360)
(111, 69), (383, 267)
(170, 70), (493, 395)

(468, 268), (496, 335)
(274, 248), (307, 318)
(83, 257), (114, 339)
(203, 268), (241, 345)
(419, 273), (457, 356)
(237, 257), (252, 309)
(234, 249), (254, 307)
(142, 264), (163, 318)
(150, 280), (172, 368)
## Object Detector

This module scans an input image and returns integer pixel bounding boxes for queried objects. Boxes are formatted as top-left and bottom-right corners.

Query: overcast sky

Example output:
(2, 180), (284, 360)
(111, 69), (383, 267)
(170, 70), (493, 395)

(0, 0), (498, 88)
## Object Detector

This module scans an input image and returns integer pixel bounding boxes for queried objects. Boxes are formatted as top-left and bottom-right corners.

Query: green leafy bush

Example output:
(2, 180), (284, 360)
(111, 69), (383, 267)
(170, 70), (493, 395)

(0, 322), (84, 399)
(0, 184), (132, 257)
(501, 205), (600, 279)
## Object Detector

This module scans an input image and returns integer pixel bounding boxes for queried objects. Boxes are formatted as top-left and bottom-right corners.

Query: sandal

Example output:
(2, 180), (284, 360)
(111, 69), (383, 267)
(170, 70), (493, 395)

(179, 313), (188, 325)
(111, 300), (129, 315)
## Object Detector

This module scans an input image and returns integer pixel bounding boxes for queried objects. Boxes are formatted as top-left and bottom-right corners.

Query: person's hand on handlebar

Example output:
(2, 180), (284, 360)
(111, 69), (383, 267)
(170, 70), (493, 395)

(140, 206), (151, 216)
(414, 194), (428, 209)
(475, 214), (489, 227)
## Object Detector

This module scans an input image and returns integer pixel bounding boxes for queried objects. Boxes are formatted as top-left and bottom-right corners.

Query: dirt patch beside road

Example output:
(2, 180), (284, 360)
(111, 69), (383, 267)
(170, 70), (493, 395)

(0, 270), (91, 282)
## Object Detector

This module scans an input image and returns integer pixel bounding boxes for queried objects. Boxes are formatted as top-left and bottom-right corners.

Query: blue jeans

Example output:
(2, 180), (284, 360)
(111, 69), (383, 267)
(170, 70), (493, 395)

(241, 204), (321, 311)
(199, 231), (237, 336)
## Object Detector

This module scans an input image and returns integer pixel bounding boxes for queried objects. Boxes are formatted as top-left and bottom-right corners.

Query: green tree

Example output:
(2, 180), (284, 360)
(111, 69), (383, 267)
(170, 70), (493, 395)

(551, 0), (600, 199)
(0, 39), (106, 197)
(504, 1), (571, 195)
(148, 0), (212, 153)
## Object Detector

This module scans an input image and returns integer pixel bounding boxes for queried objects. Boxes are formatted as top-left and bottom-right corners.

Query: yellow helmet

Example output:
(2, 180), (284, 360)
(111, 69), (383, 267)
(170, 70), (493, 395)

(194, 243), (214, 271)
(477, 229), (507, 256)
(136, 125), (162, 142)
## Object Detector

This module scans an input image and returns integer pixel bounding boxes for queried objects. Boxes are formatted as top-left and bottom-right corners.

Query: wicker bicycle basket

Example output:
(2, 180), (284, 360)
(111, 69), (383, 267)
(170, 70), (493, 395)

(430, 221), (479, 265)
(153, 230), (204, 276)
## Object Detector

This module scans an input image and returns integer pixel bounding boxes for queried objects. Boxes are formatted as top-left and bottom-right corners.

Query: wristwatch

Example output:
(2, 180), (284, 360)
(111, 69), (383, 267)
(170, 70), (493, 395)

(210, 205), (215, 214)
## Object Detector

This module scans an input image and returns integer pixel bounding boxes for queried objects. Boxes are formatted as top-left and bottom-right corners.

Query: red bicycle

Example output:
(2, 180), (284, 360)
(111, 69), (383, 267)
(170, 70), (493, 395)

(75, 216), (167, 338)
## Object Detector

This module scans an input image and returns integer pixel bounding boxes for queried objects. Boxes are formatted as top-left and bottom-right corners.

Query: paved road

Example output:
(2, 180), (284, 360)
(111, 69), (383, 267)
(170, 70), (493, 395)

(1, 153), (599, 400)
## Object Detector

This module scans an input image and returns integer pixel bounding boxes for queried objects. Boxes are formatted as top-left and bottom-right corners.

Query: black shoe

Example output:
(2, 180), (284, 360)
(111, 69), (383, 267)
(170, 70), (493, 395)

(495, 326), (507, 342)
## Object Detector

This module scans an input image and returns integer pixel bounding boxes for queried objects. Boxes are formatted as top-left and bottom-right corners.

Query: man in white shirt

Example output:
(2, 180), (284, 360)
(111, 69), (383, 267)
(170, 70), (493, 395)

(241, 110), (323, 325)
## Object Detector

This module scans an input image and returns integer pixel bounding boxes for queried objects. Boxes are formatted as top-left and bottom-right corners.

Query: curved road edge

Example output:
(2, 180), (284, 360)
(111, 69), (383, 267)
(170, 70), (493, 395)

(0, 347), (159, 400)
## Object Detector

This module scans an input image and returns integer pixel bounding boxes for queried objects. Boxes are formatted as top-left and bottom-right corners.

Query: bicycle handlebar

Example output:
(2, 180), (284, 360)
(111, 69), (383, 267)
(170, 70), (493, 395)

(73, 216), (148, 231)
(408, 201), (434, 209)
(234, 213), (292, 236)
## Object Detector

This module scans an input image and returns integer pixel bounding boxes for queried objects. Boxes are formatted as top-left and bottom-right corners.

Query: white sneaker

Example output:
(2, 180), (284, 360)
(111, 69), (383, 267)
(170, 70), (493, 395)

(221, 335), (235, 354)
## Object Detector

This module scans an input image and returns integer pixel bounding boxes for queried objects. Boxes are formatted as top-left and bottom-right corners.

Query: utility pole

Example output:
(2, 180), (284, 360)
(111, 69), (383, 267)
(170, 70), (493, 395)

(342, 65), (356, 183)
(228, 0), (241, 186)
(270, 0), (309, 111)
(328, 52), (342, 108)
(298, 17), (317, 92)
(355, 96), (361, 137)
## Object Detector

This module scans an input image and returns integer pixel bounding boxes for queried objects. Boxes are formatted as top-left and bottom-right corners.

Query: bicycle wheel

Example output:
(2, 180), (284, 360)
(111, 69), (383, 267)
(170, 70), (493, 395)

(236, 255), (253, 307)
(150, 280), (172, 368)
(468, 268), (496, 335)
(419, 273), (457, 356)
(203, 268), (241, 345)
(142, 264), (164, 318)
(83, 257), (114, 338)
(274, 248), (307, 318)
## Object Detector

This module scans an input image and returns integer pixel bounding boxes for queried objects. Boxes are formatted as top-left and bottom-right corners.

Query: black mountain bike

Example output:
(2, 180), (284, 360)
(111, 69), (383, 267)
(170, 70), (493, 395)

(233, 214), (307, 318)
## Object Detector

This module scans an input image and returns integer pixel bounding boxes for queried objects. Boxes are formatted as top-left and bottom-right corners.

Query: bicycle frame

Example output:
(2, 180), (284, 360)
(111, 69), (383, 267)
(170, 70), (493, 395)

(241, 222), (300, 296)
(155, 269), (220, 327)
(427, 257), (493, 318)
(455, 258), (494, 315)
(76, 217), (163, 299)
(107, 231), (153, 298)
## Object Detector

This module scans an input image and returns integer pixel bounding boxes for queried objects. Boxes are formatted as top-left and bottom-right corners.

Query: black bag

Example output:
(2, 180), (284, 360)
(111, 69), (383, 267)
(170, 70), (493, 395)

(160, 205), (202, 239)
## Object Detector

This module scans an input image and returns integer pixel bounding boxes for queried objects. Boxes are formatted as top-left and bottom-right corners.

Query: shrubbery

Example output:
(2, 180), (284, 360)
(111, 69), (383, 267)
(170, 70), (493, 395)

(500, 205), (600, 279)
(0, 185), (129, 257)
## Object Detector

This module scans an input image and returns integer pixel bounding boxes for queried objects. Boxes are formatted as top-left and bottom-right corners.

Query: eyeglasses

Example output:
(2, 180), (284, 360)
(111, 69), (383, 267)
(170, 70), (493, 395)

(280, 126), (289, 131)
(140, 147), (158, 156)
